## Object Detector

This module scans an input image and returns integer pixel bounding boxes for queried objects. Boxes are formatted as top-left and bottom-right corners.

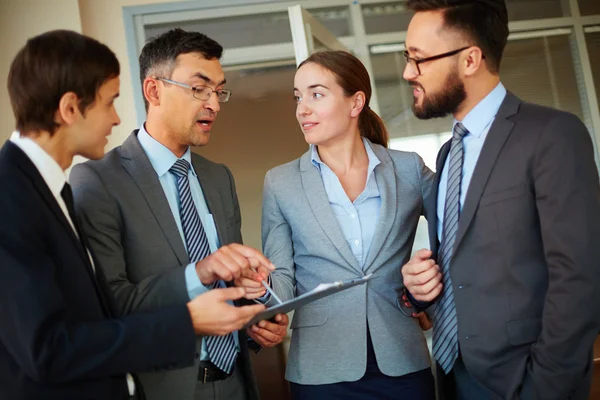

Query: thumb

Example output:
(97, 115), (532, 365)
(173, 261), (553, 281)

(236, 304), (266, 319)
(213, 287), (246, 302)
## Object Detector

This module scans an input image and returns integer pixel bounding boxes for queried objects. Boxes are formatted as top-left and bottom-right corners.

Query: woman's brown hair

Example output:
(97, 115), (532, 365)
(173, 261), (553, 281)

(298, 51), (389, 147)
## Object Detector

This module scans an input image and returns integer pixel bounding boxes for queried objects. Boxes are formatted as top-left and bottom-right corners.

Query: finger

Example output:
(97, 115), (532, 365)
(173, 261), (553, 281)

(403, 259), (437, 277)
(408, 264), (441, 286)
(414, 281), (443, 302)
(243, 289), (267, 300)
(250, 325), (282, 344)
(410, 248), (432, 263)
(257, 319), (286, 333)
(246, 328), (278, 348)
(415, 272), (442, 295)
(217, 247), (250, 280)
(274, 313), (289, 325)
(234, 304), (266, 321)
(212, 287), (247, 302)
(239, 267), (262, 282)
(229, 243), (275, 271)
(204, 255), (236, 282)
(254, 265), (272, 281)
(236, 277), (264, 290)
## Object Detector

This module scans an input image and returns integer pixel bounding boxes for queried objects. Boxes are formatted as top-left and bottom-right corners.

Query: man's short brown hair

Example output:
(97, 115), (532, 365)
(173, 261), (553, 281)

(8, 30), (120, 136)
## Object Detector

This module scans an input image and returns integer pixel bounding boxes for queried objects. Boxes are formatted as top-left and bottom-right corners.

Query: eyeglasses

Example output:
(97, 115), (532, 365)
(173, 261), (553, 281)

(403, 46), (483, 76)
(154, 77), (232, 103)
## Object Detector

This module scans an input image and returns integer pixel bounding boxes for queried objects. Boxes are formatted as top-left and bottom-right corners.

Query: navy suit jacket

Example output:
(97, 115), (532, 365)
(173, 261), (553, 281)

(0, 141), (196, 399)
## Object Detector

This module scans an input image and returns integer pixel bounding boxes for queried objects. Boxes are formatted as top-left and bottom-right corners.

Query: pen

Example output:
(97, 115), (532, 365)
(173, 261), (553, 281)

(261, 278), (283, 304)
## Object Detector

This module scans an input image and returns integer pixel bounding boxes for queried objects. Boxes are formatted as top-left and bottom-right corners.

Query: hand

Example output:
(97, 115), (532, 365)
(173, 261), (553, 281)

(246, 313), (289, 348)
(187, 287), (265, 336)
(401, 248), (442, 302)
(414, 311), (432, 331)
(195, 243), (274, 286)
(234, 267), (272, 300)
(401, 294), (432, 331)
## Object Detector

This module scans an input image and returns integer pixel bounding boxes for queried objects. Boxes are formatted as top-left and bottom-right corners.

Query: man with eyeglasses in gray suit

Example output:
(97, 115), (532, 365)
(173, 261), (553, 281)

(70, 29), (289, 400)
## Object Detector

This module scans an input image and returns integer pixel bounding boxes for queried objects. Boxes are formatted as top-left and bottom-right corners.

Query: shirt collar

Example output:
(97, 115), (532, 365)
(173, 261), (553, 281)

(311, 137), (381, 172)
(454, 82), (507, 138)
(138, 124), (195, 177)
(10, 131), (66, 198)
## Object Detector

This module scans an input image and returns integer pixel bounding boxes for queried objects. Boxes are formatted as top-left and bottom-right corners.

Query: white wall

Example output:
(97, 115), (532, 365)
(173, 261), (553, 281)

(0, 0), (82, 143)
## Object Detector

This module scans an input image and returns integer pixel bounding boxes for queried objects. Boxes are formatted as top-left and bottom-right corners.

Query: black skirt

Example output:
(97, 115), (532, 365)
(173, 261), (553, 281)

(290, 329), (435, 400)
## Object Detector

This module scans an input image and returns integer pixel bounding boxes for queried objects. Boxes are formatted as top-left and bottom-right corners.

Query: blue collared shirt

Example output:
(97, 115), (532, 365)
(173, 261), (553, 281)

(311, 138), (382, 267)
(437, 83), (507, 241)
(138, 125), (238, 358)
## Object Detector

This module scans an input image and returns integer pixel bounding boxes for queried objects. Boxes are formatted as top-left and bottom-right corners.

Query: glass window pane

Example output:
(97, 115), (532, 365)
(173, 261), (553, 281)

(362, 0), (567, 37)
(586, 31), (600, 104)
(579, 0), (600, 16)
(145, 12), (292, 49)
(501, 35), (583, 120)
(308, 6), (352, 37)
(372, 33), (584, 170)
(506, 0), (569, 20)
(362, 2), (413, 35)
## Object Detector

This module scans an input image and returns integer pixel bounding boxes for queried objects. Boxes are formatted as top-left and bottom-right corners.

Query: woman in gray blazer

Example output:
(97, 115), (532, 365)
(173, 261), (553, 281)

(260, 51), (435, 399)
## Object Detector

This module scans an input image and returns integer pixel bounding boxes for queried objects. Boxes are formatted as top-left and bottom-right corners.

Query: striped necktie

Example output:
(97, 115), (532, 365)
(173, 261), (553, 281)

(432, 122), (468, 374)
(170, 159), (238, 374)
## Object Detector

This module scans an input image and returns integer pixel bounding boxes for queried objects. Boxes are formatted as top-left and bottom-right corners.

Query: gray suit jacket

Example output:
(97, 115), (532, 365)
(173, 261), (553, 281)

(428, 93), (600, 400)
(70, 131), (259, 400)
(262, 140), (434, 385)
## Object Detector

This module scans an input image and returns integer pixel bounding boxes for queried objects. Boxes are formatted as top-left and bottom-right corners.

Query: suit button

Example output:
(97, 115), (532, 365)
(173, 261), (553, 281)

(458, 285), (464, 289)
(465, 336), (470, 340)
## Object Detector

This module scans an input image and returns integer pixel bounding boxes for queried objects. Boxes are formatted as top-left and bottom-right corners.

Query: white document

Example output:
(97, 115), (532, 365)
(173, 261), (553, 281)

(244, 273), (373, 328)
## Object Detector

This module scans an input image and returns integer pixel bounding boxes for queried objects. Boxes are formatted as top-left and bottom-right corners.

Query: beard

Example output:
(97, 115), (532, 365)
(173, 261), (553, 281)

(410, 67), (466, 120)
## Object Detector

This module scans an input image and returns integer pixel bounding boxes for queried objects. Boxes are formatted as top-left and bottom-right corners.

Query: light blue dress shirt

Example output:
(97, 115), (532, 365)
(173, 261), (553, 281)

(436, 83), (507, 242)
(311, 138), (382, 267)
(138, 125), (238, 358)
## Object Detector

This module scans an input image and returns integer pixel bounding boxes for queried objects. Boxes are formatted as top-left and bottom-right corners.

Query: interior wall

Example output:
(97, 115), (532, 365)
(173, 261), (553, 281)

(193, 70), (307, 251)
(0, 0), (82, 143)
(77, 0), (183, 150)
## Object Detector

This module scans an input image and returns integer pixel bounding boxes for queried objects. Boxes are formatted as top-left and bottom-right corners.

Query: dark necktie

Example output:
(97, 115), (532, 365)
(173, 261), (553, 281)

(169, 159), (237, 374)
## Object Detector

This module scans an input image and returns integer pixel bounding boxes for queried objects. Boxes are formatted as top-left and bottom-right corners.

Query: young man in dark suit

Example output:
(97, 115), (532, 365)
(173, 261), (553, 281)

(400, 0), (600, 399)
(0, 29), (266, 399)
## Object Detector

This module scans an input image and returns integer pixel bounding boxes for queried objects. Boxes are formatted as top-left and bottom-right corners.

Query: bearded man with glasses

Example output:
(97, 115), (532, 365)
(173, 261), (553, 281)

(399, 0), (600, 399)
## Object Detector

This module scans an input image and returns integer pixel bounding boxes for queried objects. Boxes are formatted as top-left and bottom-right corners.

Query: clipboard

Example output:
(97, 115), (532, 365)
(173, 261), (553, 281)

(244, 273), (373, 328)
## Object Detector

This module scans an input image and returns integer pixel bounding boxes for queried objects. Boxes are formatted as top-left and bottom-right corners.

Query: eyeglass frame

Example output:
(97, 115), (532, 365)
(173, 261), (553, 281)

(153, 76), (232, 103)
(403, 46), (485, 76)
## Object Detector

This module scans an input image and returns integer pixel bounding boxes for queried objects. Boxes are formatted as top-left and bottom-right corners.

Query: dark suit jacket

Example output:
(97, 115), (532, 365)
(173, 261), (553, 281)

(70, 131), (259, 400)
(427, 93), (600, 400)
(0, 141), (196, 399)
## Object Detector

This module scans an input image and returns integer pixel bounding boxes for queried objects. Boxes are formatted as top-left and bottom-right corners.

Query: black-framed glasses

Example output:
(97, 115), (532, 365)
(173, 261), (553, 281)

(403, 46), (483, 75)
(154, 77), (232, 103)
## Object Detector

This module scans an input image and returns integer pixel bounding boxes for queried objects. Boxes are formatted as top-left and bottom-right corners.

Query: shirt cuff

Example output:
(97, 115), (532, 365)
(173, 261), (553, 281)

(404, 288), (430, 312)
(253, 275), (272, 304)
(185, 262), (210, 300)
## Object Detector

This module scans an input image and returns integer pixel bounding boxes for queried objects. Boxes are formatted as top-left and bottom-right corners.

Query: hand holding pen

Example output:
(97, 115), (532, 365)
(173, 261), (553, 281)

(231, 253), (280, 301)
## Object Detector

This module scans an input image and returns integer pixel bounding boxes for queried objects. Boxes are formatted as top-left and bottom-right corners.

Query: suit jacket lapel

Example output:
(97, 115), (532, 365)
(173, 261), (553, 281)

(120, 131), (189, 265)
(9, 142), (112, 316)
(190, 154), (228, 246)
(364, 144), (397, 272)
(10, 144), (91, 268)
(453, 93), (520, 254)
(430, 141), (451, 260)
(300, 151), (363, 274)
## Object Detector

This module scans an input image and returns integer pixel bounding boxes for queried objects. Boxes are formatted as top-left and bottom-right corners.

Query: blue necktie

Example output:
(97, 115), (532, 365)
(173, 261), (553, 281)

(432, 122), (469, 374)
(170, 159), (237, 374)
